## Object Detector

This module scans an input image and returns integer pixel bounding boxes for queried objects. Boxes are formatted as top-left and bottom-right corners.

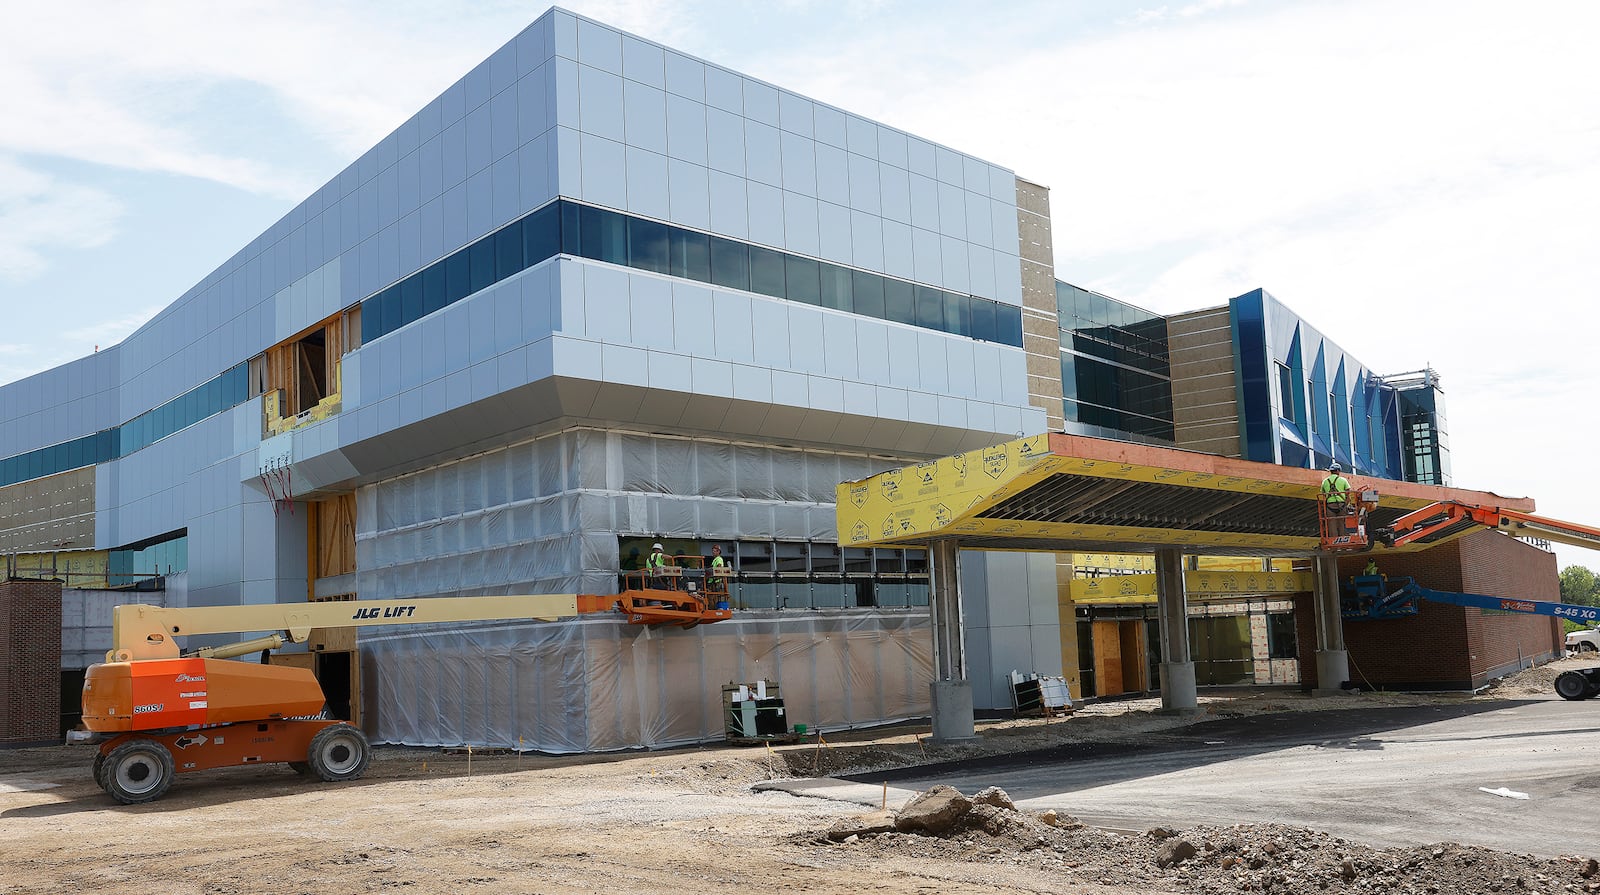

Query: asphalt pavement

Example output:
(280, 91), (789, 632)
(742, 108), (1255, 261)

(766, 698), (1600, 857)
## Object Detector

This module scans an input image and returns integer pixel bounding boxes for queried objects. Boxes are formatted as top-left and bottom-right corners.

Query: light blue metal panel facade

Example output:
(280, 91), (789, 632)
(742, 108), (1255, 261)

(550, 15), (1022, 308)
(1, 8), (1051, 729)
(958, 550), (1065, 711)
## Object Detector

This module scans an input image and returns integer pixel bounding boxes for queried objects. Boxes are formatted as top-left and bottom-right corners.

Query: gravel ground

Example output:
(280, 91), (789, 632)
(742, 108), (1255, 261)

(780, 657), (1600, 894)
(2, 657), (1596, 895)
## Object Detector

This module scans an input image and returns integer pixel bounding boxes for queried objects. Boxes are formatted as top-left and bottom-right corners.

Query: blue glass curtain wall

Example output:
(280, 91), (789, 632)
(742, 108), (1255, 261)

(1398, 385), (1452, 485)
(1055, 281), (1171, 372)
(109, 532), (190, 580)
(0, 363), (248, 489)
(2, 198), (1028, 491)
(1230, 291), (1276, 466)
(1060, 354), (1175, 441)
(362, 199), (1025, 349)
(1056, 281), (1175, 443)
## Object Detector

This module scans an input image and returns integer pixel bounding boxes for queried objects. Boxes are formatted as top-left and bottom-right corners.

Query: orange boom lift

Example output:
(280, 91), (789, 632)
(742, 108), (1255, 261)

(73, 559), (731, 804)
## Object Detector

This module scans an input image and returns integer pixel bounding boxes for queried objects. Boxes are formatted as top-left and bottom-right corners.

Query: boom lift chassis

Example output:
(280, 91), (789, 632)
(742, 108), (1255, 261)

(74, 574), (731, 804)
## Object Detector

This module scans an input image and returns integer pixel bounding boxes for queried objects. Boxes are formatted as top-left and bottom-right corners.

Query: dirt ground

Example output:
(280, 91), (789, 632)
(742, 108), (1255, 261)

(3, 658), (1598, 895)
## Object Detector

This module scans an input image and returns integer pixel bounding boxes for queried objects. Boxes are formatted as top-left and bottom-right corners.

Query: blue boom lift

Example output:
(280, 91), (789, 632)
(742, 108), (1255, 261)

(1329, 498), (1600, 702)
(1341, 574), (1600, 700)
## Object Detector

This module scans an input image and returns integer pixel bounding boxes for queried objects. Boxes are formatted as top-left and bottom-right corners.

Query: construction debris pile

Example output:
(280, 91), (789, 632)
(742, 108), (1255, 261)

(804, 786), (1600, 895)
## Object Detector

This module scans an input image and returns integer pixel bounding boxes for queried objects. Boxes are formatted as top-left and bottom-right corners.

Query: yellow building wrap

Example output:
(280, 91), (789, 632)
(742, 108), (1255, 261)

(1069, 570), (1315, 605)
(835, 434), (1340, 552)
(837, 433), (1506, 555)
(9, 549), (112, 588)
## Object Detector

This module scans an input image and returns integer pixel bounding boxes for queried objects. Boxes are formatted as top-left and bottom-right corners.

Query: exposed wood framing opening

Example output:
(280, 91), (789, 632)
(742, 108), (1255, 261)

(253, 305), (361, 432)
(310, 493), (358, 585)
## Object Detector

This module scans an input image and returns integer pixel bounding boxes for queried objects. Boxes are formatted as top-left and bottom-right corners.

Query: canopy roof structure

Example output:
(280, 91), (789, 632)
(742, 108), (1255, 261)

(837, 434), (1533, 558)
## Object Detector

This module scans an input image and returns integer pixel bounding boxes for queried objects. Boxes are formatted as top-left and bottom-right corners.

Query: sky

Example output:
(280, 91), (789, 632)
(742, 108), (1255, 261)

(1, 0), (1596, 568)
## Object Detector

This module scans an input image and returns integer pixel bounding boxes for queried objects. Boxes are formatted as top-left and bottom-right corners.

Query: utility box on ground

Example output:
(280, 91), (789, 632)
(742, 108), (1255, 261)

(1010, 670), (1073, 717)
(723, 680), (791, 741)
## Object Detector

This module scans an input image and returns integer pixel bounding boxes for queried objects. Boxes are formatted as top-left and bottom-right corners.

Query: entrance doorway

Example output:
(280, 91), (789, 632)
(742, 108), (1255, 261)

(269, 650), (360, 725)
(1189, 615), (1253, 685)
(1089, 619), (1148, 696)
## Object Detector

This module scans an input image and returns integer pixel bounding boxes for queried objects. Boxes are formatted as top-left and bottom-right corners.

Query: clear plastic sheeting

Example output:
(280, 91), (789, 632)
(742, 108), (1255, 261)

(355, 427), (908, 600)
(360, 610), (932, 752)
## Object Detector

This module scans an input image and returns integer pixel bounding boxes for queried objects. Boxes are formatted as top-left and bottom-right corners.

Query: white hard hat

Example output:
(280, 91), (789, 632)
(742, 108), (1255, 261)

(652, 543), (663, 549)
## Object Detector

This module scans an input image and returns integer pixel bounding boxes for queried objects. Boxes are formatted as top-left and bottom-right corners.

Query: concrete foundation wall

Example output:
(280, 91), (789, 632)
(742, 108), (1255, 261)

(59, 583), (177, 669)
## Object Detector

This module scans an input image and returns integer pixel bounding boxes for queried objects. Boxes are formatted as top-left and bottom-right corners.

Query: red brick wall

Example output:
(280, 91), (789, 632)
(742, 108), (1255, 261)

(0, 579), (64, 746)
(1456, 530), (1563, 684)
(1332, 531), (1562, 690)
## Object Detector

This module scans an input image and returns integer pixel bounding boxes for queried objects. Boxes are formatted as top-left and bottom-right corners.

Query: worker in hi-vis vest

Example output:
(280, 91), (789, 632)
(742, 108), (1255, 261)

(647, 542), (669, 588)
(1321, 462), (1352, 514)
(709, 544), (726, 569)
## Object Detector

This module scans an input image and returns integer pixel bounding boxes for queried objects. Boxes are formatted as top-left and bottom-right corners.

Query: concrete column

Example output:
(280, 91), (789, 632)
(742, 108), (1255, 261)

(928, 538), (976, 742)
(1154, 547), (1198, 712)
(1312, 555), (1350, 694)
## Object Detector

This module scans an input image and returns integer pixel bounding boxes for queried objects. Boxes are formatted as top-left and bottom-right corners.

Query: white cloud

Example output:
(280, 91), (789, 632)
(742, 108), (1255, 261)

(0, 1), (697, 283)
(741, 0), (1600, 564)
(0, 156), (123, 281)
(1179, 0), (1249, 16)
(0, 2), (620, 197)
(1, 0), (1596, 567)
(61, 305), (166, 350)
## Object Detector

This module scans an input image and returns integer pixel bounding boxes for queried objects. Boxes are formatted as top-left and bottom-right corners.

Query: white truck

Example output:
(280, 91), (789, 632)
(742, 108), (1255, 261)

(1567, 624), (1600, 653)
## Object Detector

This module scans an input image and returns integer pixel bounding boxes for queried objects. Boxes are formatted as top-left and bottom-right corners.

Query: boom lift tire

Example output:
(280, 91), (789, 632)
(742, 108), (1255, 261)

(98, 738), (176, 804)
(306, 724), (371, 782)
(288, 761), (313, 775)
(1554, 671), (1594, 701)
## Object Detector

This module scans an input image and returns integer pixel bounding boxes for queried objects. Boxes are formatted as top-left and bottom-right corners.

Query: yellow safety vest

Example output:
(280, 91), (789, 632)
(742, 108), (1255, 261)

(1321, 474), (1350, 504)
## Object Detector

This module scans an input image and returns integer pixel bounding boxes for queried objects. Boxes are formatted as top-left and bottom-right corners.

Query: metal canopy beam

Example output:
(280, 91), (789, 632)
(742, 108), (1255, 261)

(838, 434), (1532, 557)
(834, 433), (1538, 719)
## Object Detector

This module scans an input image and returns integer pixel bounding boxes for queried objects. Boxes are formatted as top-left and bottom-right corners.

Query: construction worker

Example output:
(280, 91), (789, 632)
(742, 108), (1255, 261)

(647, 542), (669, 589)
(704, 544), (729, 597)
(1321, 462), (1352, 514)
(1320, 461), (1354, 541)
(1364, 558), (1379, 577)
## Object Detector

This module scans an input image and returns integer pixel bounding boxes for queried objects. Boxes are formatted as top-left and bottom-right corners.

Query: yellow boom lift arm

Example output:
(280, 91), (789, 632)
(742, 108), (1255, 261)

(107, 593), (594, 662)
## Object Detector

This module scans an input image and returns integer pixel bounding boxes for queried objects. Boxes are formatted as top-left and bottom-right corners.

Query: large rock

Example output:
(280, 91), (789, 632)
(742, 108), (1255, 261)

(971, 786), (1016, 811)
(964, 803), (1013, 836)
(1155, 838), (1198, 868)
(826, 810), (896, 841)
(894, 786), (973, 835)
